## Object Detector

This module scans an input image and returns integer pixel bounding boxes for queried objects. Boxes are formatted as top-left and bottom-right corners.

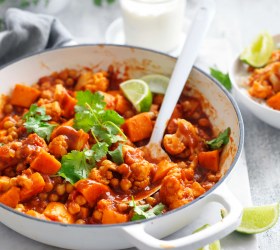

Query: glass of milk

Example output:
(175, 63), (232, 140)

(120, 0), (186, 52)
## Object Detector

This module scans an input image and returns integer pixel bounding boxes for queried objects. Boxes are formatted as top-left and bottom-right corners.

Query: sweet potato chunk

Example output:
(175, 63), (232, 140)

(10, 84), (40, 108)
(102, 209), (128, 224)
(44, 202), (74, 223)
(20, 172), (45, 201)
(198, 150), (220, 172)
(75, 180), (110, 205)
(0, 186), (20, 208)
(30, 150), (61, 174)
(153, 160), (176, 183)
(122, 112), (153, 142)
(267, 92), (280, 110)
(54, 84), (77, 118)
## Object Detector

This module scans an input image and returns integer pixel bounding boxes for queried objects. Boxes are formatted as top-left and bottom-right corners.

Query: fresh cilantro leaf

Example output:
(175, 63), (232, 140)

(76, 90), (105, 112)
(74, 110), (96, 132)
(129, 199), (165, 221)
(23, 104), (56, 141)
(100, 110), (125, 126)
(58, 150), (93, 184)
(206, 127), (231, 150)
(109, 144), (124, 165)
(210, 68), (232, 91)
(91, 142), (109, 162)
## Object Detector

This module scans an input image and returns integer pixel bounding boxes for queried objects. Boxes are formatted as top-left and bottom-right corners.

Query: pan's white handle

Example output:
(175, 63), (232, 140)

(123, 185), (242, 250)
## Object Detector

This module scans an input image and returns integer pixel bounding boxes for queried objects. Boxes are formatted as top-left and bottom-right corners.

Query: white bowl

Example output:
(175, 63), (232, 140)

(229, 34), (280, 129)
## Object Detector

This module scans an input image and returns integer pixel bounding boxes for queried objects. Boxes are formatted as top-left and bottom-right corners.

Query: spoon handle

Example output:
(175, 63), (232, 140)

(149, 0), (216, 144)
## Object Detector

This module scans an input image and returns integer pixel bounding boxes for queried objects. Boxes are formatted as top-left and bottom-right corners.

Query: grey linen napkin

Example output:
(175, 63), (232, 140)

(0, 8), (75, 67)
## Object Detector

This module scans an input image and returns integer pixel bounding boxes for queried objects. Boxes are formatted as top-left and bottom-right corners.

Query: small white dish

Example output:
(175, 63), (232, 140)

(229, 34), (280, 129)
(105, 17), (190, 57)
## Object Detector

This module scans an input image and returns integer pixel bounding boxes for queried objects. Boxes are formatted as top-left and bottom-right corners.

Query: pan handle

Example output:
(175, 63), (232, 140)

(122, 185), (242, 250)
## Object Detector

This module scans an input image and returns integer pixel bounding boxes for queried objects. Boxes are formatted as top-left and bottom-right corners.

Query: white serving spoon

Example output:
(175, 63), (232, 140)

(142, 0), (216, 163)
(116, 0), (216, 202)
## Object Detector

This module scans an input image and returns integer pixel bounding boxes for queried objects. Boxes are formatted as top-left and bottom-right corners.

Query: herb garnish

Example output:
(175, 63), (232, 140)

(129, 199), (165, 221)
(58, 91), (126, 184)
(206, 127), (231, 150)
(23, 104), (56, 141)
(210, 68), (232, 91)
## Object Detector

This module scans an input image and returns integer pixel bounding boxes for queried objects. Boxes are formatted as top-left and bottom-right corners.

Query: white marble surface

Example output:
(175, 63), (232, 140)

(0, 0), (280, 249)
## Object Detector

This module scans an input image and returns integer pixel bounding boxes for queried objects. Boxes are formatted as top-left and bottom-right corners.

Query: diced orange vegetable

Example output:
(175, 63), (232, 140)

(192, 181), (205, 197)
(267, 92), (280, 110)
(153, 160), (176, 183)
(122, 112), (153, 142)
(26, 210), (50, 220)
(0, 186), (20, 208)
(75, 180), (110, 205)
(50, 125), (89, 151)
(30, 150), (61, 175)
(44, 202), (74, 223)
(198, 150), (220, 172)
(0, 94), (8, 119)
(102, 209), (128, 224)
(20, 172), (45, 201)
(115, 94), (132, 115)
(54, 84), (77, 118)
(10, 84), (40, 108)
(0, 176), (11, 192)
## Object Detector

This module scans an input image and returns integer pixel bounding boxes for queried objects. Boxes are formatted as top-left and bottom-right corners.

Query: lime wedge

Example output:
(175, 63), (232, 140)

(140, 74), (169, 94)
(120, 79), (152, 112)
(236, 203), (279, 234)
(193, 224), (221, 250)
(240, 32), (274, 67)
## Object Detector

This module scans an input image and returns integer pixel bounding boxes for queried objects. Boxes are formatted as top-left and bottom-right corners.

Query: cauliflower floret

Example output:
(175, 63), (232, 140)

(48, 135), (68, 158)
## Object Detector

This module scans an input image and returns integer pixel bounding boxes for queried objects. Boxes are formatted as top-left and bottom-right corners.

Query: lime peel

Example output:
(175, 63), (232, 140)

(236, 203), (279, 234)
(240, 32), (274, 68)
(120, 79), (152, 112)
(140, 74), (170, 94)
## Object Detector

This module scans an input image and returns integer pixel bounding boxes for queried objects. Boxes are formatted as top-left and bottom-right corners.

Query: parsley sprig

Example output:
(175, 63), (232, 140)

(23, 104), (56, 141)
(129, 199), (165, 221)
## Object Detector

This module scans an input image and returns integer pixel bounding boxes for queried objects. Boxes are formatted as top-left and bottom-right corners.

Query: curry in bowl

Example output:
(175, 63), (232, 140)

(0, 66), (230, 225)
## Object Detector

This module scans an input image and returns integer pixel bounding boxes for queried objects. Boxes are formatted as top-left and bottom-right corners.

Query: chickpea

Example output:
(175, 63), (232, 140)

(75, 195), (87, 206)
(56, 184), (66, 196)
(68, 202), (80, 215)
(93, 210), (102, 221)
(110, 178), (119, 188)
(116, 203), (128, 213)
(4, 104), (13, 114)
(44, 181), (54, 192)
(198, 118), (210, 127)
(49, 193), (59, 202)
(10, 131), (18, 139)
(38, 193), (48, 201)
(120, 179), (132, 192)
(145, 197), (156, 206)
(79, 207), (89, 219)
(3, 120), (14, 129)
(65, 78), (74, 86)
(75, 219), (86, 224)
(65, 183), (74, 193)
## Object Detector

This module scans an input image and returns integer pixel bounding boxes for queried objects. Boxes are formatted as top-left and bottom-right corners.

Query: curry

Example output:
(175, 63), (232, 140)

(0, 67), (229, 224)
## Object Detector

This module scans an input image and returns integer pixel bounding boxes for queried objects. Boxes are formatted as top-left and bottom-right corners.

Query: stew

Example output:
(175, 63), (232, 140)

(0, 67), (229, 224)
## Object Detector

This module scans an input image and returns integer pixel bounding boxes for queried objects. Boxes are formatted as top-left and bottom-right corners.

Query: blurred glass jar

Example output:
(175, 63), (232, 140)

(120, 0), (186, 52)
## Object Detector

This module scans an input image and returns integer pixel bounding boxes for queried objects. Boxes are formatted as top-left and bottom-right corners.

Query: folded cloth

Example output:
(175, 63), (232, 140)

(0, 8), (75, 67)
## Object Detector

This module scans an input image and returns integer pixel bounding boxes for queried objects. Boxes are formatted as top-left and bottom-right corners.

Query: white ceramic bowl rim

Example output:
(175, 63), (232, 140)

(230, 53), (280, 114)
(0, 44), (244, 228)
